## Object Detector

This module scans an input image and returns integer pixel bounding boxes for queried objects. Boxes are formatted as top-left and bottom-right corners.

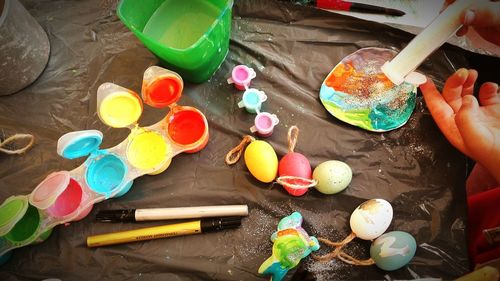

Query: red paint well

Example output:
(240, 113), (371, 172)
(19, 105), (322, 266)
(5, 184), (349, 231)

(47, 179), (83, 218)
(168, 109), (206, 146)
(144, 76), (182, 108)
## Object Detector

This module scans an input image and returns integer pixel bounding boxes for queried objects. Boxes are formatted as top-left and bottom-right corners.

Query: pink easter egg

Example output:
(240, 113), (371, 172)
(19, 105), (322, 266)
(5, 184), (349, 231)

(278, 152), (312, 196)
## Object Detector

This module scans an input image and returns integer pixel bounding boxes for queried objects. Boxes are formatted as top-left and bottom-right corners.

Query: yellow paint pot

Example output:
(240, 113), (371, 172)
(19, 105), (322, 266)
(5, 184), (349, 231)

(99, 91), (143, 128)
(126, 130), (170, 171)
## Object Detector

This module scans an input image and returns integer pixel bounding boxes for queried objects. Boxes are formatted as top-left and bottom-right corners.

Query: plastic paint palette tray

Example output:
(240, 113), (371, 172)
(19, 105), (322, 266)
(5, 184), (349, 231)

(319, 47), (417, 132)
(0, 66), (209, 262)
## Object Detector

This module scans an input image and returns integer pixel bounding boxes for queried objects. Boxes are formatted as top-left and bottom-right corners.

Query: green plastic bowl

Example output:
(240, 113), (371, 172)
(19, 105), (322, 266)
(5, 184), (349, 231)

(117, 0), (233, 83)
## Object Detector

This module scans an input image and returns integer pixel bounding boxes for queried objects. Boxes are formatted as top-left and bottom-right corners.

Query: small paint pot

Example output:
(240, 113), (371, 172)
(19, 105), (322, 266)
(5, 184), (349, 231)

(86, 154), (128, 197)
(127, 130), (170, 171)
(0, 196), (47, 245)
(142, 66), (183, 108)
(166, 107), (209, 153)
(97, 83), (143, 128)
(250, 112), (279, 137)
(29, 171), (93, 221)
(237, 88), (267, 114)
(227, 65), (256, 90)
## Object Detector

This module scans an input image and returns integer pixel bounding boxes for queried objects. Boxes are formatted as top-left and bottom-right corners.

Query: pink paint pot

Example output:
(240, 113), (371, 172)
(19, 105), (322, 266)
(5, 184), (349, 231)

(250, 112), (279, 137)
(29, 171), (92, 221)
(227, 65), (256, 90)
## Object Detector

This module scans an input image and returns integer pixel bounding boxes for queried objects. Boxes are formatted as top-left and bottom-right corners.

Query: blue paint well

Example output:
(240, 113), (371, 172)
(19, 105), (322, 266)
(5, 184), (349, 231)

(244, 91), (260, 106)
(86, 154), (127, 197)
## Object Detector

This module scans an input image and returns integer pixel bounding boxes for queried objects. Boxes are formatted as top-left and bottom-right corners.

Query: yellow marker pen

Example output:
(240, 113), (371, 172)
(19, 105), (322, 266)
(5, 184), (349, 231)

(87, 217), (241, 248)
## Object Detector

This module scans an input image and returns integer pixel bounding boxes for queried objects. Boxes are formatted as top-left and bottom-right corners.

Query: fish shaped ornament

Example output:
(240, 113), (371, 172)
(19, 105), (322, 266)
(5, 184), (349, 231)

(259, 212), (320, 281)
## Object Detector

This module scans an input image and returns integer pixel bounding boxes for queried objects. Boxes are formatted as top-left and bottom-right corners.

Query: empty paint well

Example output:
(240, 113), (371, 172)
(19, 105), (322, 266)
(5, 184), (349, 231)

(167, 108), (207, 148)
(127, 130), (170, 170)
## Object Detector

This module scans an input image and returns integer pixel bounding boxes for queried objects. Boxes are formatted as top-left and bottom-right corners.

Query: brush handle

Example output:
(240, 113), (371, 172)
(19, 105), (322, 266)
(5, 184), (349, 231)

(382, 0), (480, 85)
(135, 205), (248, 221)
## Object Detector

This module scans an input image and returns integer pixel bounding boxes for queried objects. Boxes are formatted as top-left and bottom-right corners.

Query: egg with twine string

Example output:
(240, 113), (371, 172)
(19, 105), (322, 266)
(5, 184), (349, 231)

(244, 140), (278, 183)
(277, 126), (315, 196)
(350, 199), (393, 240)
(312, 160), (352, 195)
(370, 231), (417, 271)
(225, 135), (278, 183)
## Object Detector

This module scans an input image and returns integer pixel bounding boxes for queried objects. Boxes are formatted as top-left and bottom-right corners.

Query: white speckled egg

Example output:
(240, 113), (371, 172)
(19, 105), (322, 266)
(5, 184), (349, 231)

(349, 199), (393, 240)
(370, 231), (416, 271)
(312, 160), (352, 194)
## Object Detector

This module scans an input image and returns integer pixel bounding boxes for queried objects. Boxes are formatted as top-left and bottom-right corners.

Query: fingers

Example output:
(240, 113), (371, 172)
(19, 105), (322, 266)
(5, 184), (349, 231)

(421, 78), (454, 122)
(461, 3), (500, 28)
(455, 95), (490, 158)
(421, 78), (469, 155)
(478, 82), (500, 106)
(442, 69), (476, 112)
(456, 26), (469, 36)
(462, 69), (478, 96)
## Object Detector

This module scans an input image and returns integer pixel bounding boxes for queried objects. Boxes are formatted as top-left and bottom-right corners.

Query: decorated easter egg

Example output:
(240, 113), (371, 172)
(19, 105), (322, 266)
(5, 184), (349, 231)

(312, 160), (352, 194)
(350, 199), (392, 240)
(370, 231), (416, 271)
(244, 140), (278, 183)
(278, 152), (312, 196)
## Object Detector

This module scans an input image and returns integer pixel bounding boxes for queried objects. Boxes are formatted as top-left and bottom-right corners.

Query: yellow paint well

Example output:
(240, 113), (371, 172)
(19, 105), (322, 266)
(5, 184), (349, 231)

(127, 131), (169, 170)
(99, 92), (142, 128)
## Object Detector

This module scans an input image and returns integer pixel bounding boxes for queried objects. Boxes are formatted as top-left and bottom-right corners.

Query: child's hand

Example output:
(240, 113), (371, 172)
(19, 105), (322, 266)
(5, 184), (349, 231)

(420, 68), (500, 183)
(444, 0), (500, 46)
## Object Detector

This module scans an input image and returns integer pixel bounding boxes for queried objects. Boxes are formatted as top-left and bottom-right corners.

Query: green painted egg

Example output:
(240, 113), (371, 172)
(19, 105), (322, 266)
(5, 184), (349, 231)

(312, 160), (352, 194)
(370, 231), (416, 271)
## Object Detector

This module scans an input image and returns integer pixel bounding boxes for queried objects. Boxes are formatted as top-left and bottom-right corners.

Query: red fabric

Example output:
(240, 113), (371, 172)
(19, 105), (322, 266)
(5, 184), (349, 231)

(467, 187), (500, 266)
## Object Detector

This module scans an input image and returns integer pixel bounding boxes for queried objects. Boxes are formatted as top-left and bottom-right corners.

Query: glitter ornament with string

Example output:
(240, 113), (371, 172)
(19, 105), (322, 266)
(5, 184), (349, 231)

(276, 126), (316, 196)
(225, 136), (278, 183)
(259, 212), (320, 281)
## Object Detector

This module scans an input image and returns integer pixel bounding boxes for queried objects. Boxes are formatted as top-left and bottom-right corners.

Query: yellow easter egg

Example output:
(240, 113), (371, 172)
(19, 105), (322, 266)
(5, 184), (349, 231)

(244, 140), (278, 183)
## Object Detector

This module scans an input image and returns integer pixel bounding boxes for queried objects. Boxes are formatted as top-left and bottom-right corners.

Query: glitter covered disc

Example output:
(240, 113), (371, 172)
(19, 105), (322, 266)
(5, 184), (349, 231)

(320, 47), (417, 132)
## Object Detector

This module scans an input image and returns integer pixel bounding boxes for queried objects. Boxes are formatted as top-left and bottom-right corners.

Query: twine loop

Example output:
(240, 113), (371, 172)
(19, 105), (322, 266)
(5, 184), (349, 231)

(312, 232), (375, 266)
(276, 176), (317, 190)
(0, 133), (35, 155)
(225, 135), (255, 165)
(287, 125), (299, 153)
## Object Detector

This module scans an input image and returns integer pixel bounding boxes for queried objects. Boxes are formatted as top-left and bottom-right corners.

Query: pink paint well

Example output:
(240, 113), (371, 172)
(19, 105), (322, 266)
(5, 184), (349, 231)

(47, 179), (83, 218)
(256, 115), (273, 129)
(234, 67), (249, 82)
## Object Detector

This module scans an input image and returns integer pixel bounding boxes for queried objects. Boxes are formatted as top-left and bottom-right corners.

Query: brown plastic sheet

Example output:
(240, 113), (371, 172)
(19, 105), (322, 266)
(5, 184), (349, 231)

(1, 0), (499, 280)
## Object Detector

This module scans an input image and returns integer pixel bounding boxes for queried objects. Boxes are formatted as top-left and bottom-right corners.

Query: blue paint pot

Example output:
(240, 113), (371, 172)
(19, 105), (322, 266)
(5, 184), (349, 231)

(237, 88), (267, 114)
(86, 154), (128, 196)
(57, 130), (131, 198)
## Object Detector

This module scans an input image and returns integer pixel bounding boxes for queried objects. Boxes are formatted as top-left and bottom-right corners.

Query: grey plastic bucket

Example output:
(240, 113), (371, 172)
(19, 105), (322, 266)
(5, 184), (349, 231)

(0, 0), (50, 96)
